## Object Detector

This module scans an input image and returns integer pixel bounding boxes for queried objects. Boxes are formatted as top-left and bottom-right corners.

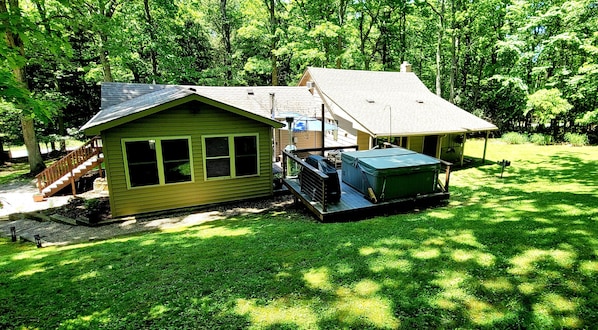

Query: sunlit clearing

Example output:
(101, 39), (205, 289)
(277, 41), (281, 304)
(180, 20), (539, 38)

(514, 200), (540, 212)
(149, 305), (171, 319)
(543, 293), (578, 312)
(481, 277), (514, 292)
(447, 231), (484, 248)
(368, 257), (411, 273)
(12, 250), (50, 261)
(139, 239), (156, 246)
(184, 226), (252, 239)
(353, 279), (381, 296)
(533, 294), (582, 328)
(431, 271), (470, 305)
(509, 248), (577, 275)
(411, 247), (440, 259)
(569, 229), (591, 236)
(466, 298), (506, 326)
(423, 237), (445, 246)
(579, 261), (598, 276)
(427, 211), (453, 219)
(518, 282), (544, 295)
(451, 249), (495, 267)
(13, 264), (46, 278)
(235, 298), (318, 330)
(333, 292), (400, 329)
(303, 267), (333, 291)
(60, 255), (92, 266)
(59, 310), (111, 328)
(72, 270), (99, 282)
(359, 246), (405, 257)
(432, 271), (507, 325)
(376, 237), (417, 247)
(553, 203), (586, 215)
(529, 227), (558, 235)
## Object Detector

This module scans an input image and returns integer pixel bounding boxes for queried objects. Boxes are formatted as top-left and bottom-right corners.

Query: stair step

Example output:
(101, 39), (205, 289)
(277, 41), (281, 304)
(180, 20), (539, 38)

(36, 138), (104, 198)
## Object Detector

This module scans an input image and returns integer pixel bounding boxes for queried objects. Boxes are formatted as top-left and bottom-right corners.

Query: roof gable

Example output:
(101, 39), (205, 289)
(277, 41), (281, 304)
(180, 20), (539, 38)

(82, 84), (310, 135)
(303, 67), (497, 136)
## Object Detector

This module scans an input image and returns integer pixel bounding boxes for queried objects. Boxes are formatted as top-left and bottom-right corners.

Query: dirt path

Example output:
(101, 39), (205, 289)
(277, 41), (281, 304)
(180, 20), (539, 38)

(0, 180), (73, 217)
(0, 187), (295, 246)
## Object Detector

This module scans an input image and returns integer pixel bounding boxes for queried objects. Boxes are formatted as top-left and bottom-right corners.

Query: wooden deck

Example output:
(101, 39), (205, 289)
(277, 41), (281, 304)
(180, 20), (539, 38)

(283, 174), (450, 222)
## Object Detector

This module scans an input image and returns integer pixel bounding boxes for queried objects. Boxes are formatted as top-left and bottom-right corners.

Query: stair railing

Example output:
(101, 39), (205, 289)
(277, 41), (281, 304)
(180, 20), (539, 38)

(36, 136), (103, 194)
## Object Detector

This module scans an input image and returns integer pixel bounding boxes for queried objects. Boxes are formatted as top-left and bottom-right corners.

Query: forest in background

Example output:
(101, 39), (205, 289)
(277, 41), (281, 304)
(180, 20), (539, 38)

(1, 0), (597, 173)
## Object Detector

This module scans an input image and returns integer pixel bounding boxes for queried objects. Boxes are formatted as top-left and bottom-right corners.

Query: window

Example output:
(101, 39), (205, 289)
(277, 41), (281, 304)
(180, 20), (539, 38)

(123, 137), (192, 188)
(203, 134), (259, 179)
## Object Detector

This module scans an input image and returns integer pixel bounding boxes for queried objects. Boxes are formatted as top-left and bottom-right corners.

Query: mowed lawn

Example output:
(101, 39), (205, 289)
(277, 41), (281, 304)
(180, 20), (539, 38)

(1, 139), (597, 329)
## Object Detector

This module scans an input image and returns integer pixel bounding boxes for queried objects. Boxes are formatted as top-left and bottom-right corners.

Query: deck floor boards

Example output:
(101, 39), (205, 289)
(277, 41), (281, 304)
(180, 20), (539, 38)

(283, 173), (449, 221)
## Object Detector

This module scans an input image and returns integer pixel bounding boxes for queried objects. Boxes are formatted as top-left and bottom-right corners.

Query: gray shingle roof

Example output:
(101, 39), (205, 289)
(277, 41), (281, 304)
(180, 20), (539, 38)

(82, 83), (318, 133)
(304, 67), (497, 136)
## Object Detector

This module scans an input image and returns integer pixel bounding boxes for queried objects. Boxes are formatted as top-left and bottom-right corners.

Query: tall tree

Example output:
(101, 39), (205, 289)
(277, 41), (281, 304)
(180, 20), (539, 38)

(1, 0), (45, 174)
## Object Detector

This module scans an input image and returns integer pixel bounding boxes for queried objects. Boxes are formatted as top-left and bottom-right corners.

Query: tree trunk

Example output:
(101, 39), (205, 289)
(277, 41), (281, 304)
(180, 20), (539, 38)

(144, 0), (159, 80)
(220, 0), (233, 84)
(21, 116), (45, 174)
(426, 0), (445, 97)
(99, 33), (114, 82)
(266, 0), (278, 86)
(435, 3), (444, 97)
(449, 0), (457, 103)
(2, 0), (46, 174)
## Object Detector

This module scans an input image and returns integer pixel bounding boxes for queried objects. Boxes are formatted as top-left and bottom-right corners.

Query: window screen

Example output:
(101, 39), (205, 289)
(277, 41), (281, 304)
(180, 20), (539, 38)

(125, 140), (159, 187)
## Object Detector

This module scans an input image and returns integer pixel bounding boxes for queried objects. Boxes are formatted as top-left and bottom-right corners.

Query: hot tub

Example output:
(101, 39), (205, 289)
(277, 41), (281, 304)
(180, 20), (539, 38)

(341, 148), (440, 201)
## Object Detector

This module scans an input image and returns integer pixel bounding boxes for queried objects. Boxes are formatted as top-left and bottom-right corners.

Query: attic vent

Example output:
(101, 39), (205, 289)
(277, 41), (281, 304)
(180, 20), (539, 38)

(366, 98), (375, 103)
(306, 81), (315, 89)
(247, 89), (254, 95)
(188, 87), (196, 92)
(416, 99), (424, 103)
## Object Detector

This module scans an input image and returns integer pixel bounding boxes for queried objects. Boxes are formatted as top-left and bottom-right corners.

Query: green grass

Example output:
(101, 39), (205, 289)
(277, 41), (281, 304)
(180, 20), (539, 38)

(1, 139), (597, 329)
(7, 139), (84, 155)
(0, 162), (31, 186)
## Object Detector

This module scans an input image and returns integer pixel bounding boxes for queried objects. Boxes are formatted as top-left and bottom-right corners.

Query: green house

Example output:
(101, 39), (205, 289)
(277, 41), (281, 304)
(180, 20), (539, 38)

(81, 83), (292, 217)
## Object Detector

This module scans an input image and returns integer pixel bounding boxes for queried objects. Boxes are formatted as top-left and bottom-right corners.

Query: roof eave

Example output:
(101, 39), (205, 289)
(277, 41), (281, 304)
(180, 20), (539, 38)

(82, 93), (283, 135)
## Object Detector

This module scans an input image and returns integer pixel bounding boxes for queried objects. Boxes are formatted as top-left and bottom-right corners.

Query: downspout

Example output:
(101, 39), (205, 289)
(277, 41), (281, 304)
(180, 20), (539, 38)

(321, 104), (325, 156)
(270, 93), (277, 161)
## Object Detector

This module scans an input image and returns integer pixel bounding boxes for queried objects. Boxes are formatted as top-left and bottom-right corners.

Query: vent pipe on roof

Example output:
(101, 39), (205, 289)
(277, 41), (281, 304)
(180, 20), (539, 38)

(400, 61), (412, 72)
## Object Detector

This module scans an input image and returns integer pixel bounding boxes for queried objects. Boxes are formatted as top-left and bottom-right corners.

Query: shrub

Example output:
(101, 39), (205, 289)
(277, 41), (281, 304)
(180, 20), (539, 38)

(564, 133), (589, 146)
(502, 132), (529, 144)
(530, 133), (553, 145)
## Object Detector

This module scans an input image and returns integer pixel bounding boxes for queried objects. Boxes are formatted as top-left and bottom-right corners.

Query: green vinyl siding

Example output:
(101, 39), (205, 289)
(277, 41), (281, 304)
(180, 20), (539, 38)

(102, 102), (274, 217)
(409, 136), (424, 153)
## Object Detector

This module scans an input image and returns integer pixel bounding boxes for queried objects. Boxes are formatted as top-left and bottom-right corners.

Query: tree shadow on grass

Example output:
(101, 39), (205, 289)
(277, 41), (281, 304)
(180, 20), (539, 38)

(1, 151), (597, 329)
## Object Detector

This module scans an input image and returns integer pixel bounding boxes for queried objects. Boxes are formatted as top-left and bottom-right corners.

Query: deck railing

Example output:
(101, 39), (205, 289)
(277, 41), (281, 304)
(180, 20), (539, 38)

(36, 136), (103, 194)
(282, 150), (330, 211)
(438, 160), (452, 192)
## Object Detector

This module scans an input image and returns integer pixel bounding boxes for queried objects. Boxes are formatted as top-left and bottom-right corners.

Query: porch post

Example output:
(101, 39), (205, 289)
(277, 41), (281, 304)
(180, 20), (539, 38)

(460, 134), (467, 167)
(321, 104), (325, 156)
(482, 131), (489, 164)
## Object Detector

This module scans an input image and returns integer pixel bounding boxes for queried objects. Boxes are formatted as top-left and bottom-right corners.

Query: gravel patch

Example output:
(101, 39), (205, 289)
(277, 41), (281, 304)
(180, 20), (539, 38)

(1, 193), (302, 247)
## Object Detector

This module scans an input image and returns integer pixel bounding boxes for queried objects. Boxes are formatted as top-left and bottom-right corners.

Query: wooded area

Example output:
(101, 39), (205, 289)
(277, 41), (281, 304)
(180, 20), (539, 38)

(1, 0), (597, 173)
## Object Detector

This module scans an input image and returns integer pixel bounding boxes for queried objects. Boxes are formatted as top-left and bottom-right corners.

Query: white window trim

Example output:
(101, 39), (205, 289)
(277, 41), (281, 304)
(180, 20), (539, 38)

(201, 133), (260, 181)
(122, 136), (194, 189)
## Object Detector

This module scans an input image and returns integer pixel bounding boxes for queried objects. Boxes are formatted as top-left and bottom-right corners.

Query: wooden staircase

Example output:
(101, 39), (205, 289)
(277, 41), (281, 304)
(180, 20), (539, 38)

(36, 137), (104, 197)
